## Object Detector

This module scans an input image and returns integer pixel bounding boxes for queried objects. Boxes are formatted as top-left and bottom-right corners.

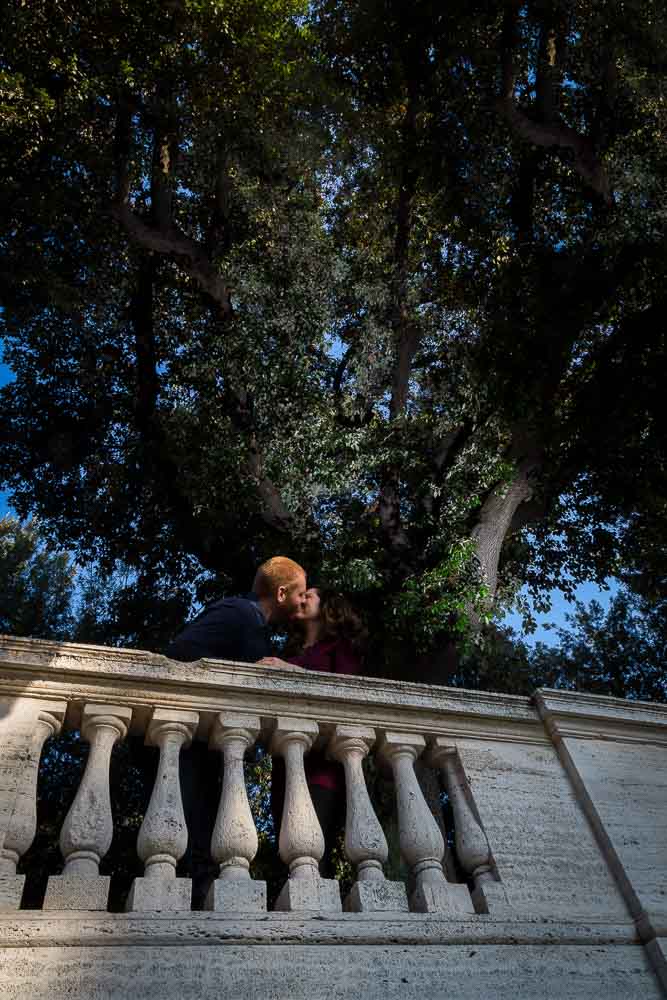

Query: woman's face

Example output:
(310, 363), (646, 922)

(300, 587), (321, 621)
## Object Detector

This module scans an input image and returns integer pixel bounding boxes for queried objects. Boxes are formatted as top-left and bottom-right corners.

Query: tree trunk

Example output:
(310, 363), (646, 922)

(471, 458), (538, 604)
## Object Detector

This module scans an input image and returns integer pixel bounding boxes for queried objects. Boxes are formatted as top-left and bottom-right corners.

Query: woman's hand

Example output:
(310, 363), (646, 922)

(256, 656), (305, 670)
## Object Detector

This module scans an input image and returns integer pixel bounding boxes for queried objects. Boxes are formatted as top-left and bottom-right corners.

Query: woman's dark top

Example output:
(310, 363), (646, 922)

(286, 637), (362, 791)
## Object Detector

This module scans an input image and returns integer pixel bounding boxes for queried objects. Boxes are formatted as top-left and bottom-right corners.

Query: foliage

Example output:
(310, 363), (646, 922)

(387, 541), (490, 653)
(527, 590), (667, 703)
(454, 588), (667, 704)
(0, 0), (666, 677)
(0, 516), (74, 639)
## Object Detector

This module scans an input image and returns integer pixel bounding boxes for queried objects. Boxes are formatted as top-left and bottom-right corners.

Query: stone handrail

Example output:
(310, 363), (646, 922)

(0, 632), (666, 997)
(1, 635), (513, 915)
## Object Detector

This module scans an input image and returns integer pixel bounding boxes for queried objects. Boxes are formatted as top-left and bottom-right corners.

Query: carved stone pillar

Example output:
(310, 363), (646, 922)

(205, 713), (266, 912)
(0, 700), (66, 911)
(328, 725), (408, 912)
(271, 717), (341, 912)
(44, 703), (132, 910)
(127, 708), (198, 912)
(429, 738), (507, 912)
(378, 731), (474, 914)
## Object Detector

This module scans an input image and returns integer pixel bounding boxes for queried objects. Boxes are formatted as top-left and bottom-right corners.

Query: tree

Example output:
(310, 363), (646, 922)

(441, 586), (667, 705)
(0, 516), (74, 639)
(527, 589), (667, 703)
(1, 0), (665, 677)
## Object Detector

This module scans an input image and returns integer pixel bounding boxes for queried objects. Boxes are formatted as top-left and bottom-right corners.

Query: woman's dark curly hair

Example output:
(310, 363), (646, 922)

(285, 587), (368, 655)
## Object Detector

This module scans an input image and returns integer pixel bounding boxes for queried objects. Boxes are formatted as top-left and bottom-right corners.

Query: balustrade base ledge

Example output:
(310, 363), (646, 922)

(411, 880), (475, 916)
(205, 878), (267, 913)
(0, 876), (24, 912)
(471, 879), (510, 914)
(275, 876), (342, 913)
(0, 912), (642, 950)
(43, 875), (111, 911)
(344, 879), (409, 914)
(126, 877), (192, 913)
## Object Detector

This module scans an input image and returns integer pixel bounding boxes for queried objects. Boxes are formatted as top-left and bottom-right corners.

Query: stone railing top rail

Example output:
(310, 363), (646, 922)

(535, 688), (667, 745)
(1, 634), (665, 746)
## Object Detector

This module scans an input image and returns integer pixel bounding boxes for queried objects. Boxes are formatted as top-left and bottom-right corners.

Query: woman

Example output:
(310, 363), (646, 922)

(260, 585), (365, 674)
(258, 587), (366, 872)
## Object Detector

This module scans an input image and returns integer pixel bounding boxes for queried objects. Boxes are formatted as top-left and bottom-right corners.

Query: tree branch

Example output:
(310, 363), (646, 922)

(433, 418), (476, 475)
(498, 101), (610, 199)
(498, 3), (611, 202)
(150, 82), (178, 231)
(332, 341), (375, 429)
(113, 91), (135, 205)
(132, 253), (159, 435)
(111, 202), (233, 316)
(245, 439), (298, 533)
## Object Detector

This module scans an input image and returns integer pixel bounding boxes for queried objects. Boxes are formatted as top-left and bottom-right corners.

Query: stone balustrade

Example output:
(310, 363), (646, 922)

(0, 635), (666, 999)
(0, 638), (484, 917)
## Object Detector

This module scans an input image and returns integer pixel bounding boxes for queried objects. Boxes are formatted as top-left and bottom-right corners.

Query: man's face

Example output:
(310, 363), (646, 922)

(275, 572), (307, 621)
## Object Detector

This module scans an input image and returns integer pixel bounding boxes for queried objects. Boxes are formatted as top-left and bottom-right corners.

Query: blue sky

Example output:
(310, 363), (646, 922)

(502, 578), (619, 645)
(0, 353), (617, 644)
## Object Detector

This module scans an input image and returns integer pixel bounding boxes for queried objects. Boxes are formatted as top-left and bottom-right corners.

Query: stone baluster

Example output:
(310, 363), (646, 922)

(271, 717), (341, 912)
(328, 725), (408, 912)
(378, 732), (474, 914)
(0, 700), (66, 911)
(44, 703), (132, 910)
(429, 739), (507, 913)
(205, 713), (266, 912)
(127, 708), (198, 912)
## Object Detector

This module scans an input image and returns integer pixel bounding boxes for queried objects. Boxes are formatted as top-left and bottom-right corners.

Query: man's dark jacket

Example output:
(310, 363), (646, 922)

(166, 595), (271, 663)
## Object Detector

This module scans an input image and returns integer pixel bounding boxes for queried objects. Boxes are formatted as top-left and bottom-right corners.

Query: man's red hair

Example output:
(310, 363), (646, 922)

(252, 556), (305, 598)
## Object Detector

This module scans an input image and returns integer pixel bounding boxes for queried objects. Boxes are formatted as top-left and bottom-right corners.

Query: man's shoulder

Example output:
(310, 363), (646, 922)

(204, 594), (263, 621)
(166, 592), (268, 663)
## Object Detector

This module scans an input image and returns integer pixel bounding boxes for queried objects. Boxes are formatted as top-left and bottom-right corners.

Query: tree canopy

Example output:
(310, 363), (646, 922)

(0, 516), (74, 639)
(1, 0), (665, 679)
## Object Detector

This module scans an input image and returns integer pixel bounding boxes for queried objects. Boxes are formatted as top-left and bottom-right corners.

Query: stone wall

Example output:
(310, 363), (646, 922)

(0, 635), (665, 998)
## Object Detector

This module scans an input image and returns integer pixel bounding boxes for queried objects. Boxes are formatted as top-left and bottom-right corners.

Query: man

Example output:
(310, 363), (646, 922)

(166, 556), (308, 663)
(165, 556), (307, 908)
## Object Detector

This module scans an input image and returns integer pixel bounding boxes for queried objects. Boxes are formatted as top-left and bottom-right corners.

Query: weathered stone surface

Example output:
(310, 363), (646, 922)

(456, 739), (631, 922)
(0, 875), (24, 911)
(558, 738), (667, 927)
(0, 701), (41, 843)
(0, 634), (542, 747)
(0, 703), (65, 879)
(208, 715), (261, 886)
(2, 640), (667, 995)
(411, 879), (475, 916)
(43, 875), (111, 911)
(471, 878), (510, 914)
(59, 706), (131, 879)
(205, 878), (266, 913)
(428, 741), (494, 902)
(0, 941), (661, 1000)
(536, 689), (667, 992)
(344, 879), (409, 913)
(646, 937), (667, 995)
(0, 697), (67, 859)
(0, 912), (643, 949)
(126, 877), (192, 913)
(275, 876), (342, 912)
